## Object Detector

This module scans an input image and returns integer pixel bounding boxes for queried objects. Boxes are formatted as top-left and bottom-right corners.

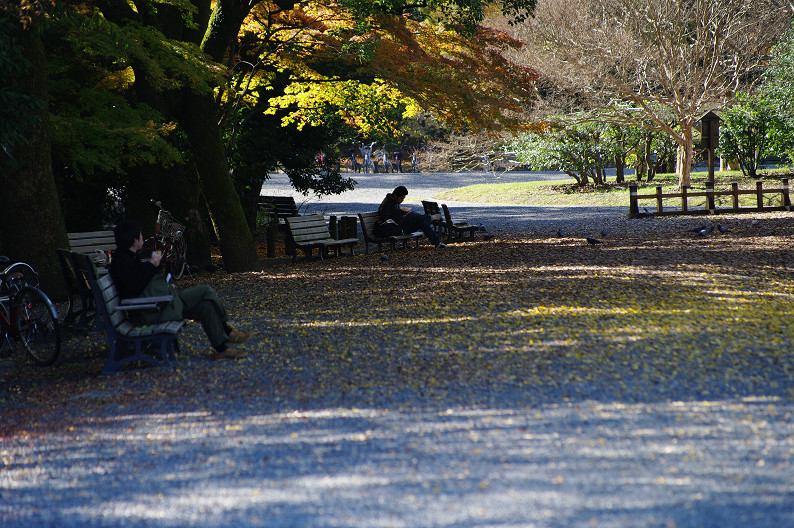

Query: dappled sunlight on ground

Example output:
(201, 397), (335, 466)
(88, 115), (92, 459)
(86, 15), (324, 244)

(2, 211), (794, 526)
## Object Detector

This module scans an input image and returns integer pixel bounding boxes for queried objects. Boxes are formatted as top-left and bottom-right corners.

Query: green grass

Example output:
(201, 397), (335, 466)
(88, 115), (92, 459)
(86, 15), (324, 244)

(434, 169), (794, 208)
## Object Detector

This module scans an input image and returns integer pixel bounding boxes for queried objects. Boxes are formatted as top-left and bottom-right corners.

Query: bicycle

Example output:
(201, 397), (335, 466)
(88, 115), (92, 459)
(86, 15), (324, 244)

(143, 200), (188, 280)
(0, 256), (61, 366)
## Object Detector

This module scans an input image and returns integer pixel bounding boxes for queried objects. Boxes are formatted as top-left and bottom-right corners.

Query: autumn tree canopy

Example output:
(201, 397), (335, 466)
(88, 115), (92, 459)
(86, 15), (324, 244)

(2, 0), (539, 274)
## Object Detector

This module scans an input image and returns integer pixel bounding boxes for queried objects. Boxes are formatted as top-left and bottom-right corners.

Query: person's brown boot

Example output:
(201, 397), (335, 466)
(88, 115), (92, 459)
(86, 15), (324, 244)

(227, 329), (252, 344)
(212, 347), (248, 360)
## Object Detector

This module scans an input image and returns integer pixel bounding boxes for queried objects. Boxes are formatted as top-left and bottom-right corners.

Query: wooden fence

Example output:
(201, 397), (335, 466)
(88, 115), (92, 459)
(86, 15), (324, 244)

(628, 179), (792, 218)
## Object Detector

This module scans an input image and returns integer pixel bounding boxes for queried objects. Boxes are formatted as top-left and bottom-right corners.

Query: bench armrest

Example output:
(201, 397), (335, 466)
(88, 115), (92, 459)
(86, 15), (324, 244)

(119, 295), (174, 310)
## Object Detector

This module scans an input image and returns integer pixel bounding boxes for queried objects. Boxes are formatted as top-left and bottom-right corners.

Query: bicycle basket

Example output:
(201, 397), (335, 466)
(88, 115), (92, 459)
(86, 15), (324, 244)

(158, 209), (185, 238)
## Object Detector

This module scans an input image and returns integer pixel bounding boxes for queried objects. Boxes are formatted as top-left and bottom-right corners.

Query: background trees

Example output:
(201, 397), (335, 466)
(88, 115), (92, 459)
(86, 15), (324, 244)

(508, 0), (793, 187)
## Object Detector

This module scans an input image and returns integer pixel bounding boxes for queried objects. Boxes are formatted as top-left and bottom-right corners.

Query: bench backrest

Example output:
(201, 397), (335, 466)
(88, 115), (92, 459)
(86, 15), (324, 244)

(357, 212), (381, 241)
(68, 230), (116, 255)
(56, 249), (82, 297)
(259, 196), (299, 219)
(93, 273), (128, 330)
(442, 204), (462, 226)
(422, 200), (441, 216)
(286, 214), (333, 244)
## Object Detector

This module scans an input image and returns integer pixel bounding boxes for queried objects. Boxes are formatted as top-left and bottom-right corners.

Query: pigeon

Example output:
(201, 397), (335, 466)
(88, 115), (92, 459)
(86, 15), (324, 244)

(557, 229), (565, 237)
(690, 225), (710, 233)
(717, 224), (730, 234)
(478, 224), (487, 232)
(696, 225), (714, 236)
(380, 253), (389, 261)
(586, 237), (602, 245)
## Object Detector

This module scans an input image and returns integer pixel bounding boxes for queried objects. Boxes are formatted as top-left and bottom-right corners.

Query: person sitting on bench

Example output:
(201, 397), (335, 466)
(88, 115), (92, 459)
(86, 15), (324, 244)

(378, 186), (446, 248)
(109, 220), (251, 360)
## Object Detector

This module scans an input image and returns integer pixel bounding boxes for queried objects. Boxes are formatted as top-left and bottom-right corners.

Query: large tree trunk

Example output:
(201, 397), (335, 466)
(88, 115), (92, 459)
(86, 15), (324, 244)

(181, 90), (258, 271)
(0, 28), (68, 297)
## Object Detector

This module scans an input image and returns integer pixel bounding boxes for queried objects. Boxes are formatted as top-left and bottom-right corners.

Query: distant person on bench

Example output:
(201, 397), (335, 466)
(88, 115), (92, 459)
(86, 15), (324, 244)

(377, 186), (446, 248)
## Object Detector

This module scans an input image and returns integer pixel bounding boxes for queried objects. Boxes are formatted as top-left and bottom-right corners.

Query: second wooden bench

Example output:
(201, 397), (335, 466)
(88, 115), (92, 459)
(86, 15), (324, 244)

(286, 214), (358, 261)
(357, 212), (423, 254)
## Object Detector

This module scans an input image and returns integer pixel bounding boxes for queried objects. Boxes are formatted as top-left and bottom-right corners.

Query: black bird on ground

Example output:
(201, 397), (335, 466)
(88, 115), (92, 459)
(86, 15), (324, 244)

(696, 225), (715, 236)
(586, 237), (602, 245)
(557, 229), (565, 237)
(717, 224), (730, 234)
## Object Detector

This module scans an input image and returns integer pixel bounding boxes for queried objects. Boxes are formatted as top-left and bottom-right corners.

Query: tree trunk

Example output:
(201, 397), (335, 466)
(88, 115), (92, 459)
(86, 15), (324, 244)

(615, 155), (625, 183)
(181, 90), (258, 271)
(678, 125), (694, 188)
(0, 28), (68, 297)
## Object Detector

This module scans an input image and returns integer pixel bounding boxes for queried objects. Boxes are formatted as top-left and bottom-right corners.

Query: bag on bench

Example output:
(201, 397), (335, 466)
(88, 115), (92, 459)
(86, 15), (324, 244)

(374, 219), (403, 238)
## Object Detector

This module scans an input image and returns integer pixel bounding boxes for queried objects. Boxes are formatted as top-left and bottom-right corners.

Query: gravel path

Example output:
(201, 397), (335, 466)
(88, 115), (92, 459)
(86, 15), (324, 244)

(1, 172), (793, 528)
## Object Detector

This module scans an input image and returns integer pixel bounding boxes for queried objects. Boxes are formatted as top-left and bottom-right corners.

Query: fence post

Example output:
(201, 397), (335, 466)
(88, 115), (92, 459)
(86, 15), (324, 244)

(681, 185), (688, 213)
(756, 181), (764, 209)
(656, 186), (663, 214)
(628, 185), (639, 218)
(705, 181), (715, 212)
(782, 178), (791, 209)
(731, 182), (739, 211)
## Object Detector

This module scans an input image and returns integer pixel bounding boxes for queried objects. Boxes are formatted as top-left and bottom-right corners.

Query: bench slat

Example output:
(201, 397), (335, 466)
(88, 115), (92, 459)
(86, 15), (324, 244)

(285, 214), (358, 261)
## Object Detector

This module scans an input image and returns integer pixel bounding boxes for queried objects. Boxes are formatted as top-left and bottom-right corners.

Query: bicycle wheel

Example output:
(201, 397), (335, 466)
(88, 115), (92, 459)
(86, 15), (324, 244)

(1, 262), (39, 293)
(166, 235), (187, 280)
(13, 287), (60, 366)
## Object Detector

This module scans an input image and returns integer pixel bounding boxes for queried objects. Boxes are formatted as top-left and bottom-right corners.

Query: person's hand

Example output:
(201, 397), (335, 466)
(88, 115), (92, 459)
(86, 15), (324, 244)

(149, 250), (163, 267)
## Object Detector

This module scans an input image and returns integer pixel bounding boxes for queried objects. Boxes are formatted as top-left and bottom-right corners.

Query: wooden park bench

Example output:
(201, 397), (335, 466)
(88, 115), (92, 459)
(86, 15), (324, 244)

(67, 230), (116, 264)
(56, 249), (98, 329)
(91, 273), (183, 374)
(421, 200), (445, 237)
(57, 230), (115, 329)
(258, 196), (299, 230)
(357, 212), (423, 254)
(285, 214), (358, 262)
(441, 204), (478, 242)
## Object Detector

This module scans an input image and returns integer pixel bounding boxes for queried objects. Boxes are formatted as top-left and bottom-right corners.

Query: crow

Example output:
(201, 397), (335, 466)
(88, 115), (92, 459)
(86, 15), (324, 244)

(586, 237), (602, 245)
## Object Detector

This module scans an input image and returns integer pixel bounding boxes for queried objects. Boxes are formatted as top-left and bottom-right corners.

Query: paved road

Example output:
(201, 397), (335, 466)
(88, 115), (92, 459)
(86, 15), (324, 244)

(262, 171), (627, 234)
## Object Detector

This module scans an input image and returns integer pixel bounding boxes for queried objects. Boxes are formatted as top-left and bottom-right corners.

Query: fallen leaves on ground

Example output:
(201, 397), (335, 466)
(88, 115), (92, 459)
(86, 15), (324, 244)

(2, 212), (794, 437)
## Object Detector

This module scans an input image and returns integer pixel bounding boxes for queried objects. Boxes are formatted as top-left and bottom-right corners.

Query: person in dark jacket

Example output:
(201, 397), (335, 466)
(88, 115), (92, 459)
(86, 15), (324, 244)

(378, 186), (446, 248)
(109, 219), (251, 360)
